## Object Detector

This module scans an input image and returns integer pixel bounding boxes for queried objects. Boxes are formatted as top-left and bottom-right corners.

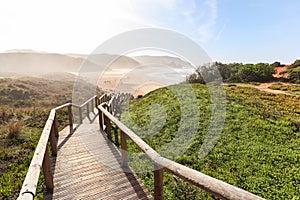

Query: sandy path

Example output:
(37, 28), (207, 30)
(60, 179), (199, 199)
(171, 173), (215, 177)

(98, 74), (163, 97)
(228, 82), (296, 95)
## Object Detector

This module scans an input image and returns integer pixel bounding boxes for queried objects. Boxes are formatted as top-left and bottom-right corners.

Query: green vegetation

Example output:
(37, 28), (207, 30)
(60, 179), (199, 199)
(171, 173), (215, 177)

(186, 59), (300, 84)
(1, 67), (299, 199)
(0, 75), (73, 108)
(0, 126), (45, 199)
(187, 62), (275, 83)
(117, 84), (300, 199)
(0, 74), (77, 199)
(268, 83), (300, 95)
(282, 59), (300, 83)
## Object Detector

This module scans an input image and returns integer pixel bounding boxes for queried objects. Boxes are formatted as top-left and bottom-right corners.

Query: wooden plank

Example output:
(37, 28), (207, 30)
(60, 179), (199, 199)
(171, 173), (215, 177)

(42, 145), (54, 190)
(51, 124), (152, 200)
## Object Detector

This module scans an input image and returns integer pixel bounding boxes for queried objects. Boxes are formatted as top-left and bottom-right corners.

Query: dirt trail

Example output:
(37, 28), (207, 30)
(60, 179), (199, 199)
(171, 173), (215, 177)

(231, 82), (295, 95)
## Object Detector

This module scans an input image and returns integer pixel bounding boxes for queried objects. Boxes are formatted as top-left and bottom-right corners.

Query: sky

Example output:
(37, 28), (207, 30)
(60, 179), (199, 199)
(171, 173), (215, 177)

(0, 0), (299, 64)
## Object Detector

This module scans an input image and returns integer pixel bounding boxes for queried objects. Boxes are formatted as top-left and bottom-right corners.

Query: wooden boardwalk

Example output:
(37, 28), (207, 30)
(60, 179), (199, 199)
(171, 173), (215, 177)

(19, 95), (265, 200)
(45, 119), (153, 199)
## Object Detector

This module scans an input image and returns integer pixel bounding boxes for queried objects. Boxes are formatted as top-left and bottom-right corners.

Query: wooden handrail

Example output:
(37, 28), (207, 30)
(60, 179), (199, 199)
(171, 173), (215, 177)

(18, 96), (99, 200)
(80, 95), (97, 108)
(54, 103), (72, 111)
(98, 101), (265, 200)
(17, 109), (56, 200)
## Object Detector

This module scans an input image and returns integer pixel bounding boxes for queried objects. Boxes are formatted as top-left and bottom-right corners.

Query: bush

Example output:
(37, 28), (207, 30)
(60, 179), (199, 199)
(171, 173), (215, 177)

(186, 62), (275, 84)
(186, 63), (222, 84)
(6, 120), (23, 139)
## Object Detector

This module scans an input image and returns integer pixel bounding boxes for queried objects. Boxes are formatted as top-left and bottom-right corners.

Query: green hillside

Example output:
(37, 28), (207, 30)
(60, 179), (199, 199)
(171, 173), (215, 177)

(120, 84), (300, 199)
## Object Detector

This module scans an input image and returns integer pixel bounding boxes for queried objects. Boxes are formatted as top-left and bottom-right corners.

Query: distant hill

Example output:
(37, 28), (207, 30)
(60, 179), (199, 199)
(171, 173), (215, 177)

(0, 52), (87, 73)
(0, 50), (195, 74)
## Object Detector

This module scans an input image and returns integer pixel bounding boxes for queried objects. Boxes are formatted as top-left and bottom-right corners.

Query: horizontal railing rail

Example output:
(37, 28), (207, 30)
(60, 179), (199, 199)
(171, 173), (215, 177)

(98, 98), (266, 200)
(17, 95), (99, 200)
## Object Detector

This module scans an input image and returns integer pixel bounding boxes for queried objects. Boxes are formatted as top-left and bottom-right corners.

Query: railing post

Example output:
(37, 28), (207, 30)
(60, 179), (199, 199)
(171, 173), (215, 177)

(98, 108), (103, 130)
(53, 115), (59, 138)
(42, 145), (54, 190)
(120, 130), (127, 167)
(68, 105), (73, 133)
(109, 103), (112, 114)
(78, 107), (83, 124)
(154, 164), (163, 200)
(111, 98), (114, 115)
(104, 115), (112, 141)
(86, 102), (90, 119)
(95, 96), (99, 107)
(114, 128), (119, 146)
(49, 123), (57, 156)
(91, 98), (96, 114)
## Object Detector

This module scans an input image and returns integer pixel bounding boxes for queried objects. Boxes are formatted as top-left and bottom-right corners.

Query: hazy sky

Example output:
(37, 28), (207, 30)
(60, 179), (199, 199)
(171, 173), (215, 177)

(0, 0), (299, 63)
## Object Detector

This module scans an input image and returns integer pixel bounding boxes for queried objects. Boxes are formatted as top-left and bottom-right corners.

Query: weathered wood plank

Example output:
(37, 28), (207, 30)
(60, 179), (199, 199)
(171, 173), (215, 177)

(50, 124), (153, 200)
(19, 96), (102, 200)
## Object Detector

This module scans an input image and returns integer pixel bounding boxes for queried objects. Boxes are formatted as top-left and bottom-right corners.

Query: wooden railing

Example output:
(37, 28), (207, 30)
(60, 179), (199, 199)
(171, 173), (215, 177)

(17, 95), (99, 200)
(98, 95), (266, 200)
(18, 93), (265, 200)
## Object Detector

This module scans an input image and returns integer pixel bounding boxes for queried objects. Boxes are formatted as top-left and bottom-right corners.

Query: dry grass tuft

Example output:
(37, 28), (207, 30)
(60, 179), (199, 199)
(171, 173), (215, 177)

(6, 120), (23, 139)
